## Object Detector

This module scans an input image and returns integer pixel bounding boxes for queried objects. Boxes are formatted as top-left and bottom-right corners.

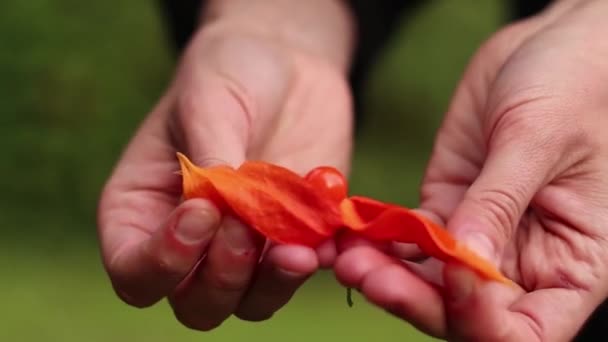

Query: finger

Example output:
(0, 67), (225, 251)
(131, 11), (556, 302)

(171, 72), (249, 168)
(443, 263), (597, 341)
(334, 246), (393, 289)
(446, 126), (563, 263)
(334, 246), (446, 338)
(97, 91), (193, 307)
(235, 244), (319, 321)
(389, 208), (445, 262)
(103, 198), (221, 308)
(336, 231), (391, 254)
(337, 222), (427, 262)
(169, 217), (264, 331)
(167, 61), (262, 331)
(316, 239), (337, 268)
(390, 242), (426, 262)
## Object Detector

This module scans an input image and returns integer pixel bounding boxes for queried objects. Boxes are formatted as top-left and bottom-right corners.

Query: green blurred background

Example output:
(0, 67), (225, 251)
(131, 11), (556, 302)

(1, 1), (507, 341)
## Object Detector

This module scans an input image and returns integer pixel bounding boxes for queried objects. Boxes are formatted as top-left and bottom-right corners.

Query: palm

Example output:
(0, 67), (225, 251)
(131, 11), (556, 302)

(422, 19), (607, 285)
(245, 57), (352, 175)
(174, 32), (352, 175)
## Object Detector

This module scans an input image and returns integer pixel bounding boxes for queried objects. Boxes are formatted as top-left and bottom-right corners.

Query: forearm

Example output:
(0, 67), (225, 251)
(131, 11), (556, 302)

(198, 0), (356, 72)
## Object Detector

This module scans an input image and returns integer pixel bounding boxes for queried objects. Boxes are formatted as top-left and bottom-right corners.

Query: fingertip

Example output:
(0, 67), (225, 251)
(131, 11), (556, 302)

(412, 208), (445, 226)
(316, 239), (337, 268)
(172, 200), (221, 246)
(458, 232), (500, 266)
(173, 309), (223, 332)
(361, 264), (438, 311)
(334, 246), (393, 288)
(390, 242), (426, 262)
(336, 232), (383, 253)
(266, 244), (318, 276)
(114, 287), (157, 309)
(234, 308), (275, 323)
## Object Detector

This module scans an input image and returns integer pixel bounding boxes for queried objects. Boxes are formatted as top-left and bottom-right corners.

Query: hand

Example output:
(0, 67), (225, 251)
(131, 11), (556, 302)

(97, 7), (354, 330)
(335, 1), (608, 340)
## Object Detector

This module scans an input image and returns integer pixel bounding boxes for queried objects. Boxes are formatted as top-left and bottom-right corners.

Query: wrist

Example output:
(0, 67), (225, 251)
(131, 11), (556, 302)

(197, 0), (355, 73)
(541, 0), (605, 23)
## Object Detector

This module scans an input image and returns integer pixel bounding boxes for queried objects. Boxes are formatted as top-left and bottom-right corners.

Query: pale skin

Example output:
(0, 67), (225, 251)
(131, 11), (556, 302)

(98, 0), (354, 330)
(98, 0), (608, 340)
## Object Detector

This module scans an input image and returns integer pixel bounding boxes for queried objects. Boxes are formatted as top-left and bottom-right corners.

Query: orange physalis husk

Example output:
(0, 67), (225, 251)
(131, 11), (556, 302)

(177, 153), (511, 285)
(340, 196), (511, 284)
(177, 153), (342, 247)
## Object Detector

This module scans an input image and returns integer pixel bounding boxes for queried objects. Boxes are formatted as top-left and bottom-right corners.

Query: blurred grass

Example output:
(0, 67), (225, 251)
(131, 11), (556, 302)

(1, 0), (504, 341)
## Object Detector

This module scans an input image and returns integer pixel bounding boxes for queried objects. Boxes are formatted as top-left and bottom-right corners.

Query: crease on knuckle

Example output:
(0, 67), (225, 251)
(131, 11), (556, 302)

(175, 90), (200, 125)
(192, 155), (232, 167)
(487, 85), (555, 139)
(207, 270), (249, 293)
(513, 309), (544, 342)
(469, 187), (523, 241)
(218, 72), (257, 128)
(143, 245), (185, 281)
(491, 109), (551, 148)
(489, 89), (590, 157)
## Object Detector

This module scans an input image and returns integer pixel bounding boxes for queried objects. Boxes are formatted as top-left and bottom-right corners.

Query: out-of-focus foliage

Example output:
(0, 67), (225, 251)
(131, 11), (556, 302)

(0, 1), (503, 340)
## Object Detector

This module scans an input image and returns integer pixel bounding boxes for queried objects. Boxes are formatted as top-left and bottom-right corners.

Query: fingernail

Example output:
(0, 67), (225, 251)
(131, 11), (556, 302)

(276, 267), (308, 280)
(445, 264), (476, 302)
(175, 209), (218, 244)
(222, 217), (256, 253)
(461, 233), (498, 264)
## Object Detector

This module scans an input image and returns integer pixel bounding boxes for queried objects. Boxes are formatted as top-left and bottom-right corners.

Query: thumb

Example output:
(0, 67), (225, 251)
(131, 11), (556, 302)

(447, 124), (561, 263)
(172, 74), (251, 167)
(103, 198), (221, 308)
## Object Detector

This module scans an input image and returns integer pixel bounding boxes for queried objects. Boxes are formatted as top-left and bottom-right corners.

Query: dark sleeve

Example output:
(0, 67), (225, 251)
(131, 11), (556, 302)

(155, 0), (555, 68)
(510, 0), (553, 19)
(157, 0), (203, 53)
(347, 0), (423, 125)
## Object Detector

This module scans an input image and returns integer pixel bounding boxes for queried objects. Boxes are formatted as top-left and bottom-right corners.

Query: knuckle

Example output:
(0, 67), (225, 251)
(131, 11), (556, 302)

(468, 187), (524, 239)
(473, 20), (534, 68)
(142, 246), (186, 280)
(155, 257), (184, 280)
(175, 91), (200, 124)
(561, 123), (595, 156)
(493, 103), (593, 166)
(208, 270), (249, 292)
(493, 104), (553, 142)
(489, 85), (590, 150)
